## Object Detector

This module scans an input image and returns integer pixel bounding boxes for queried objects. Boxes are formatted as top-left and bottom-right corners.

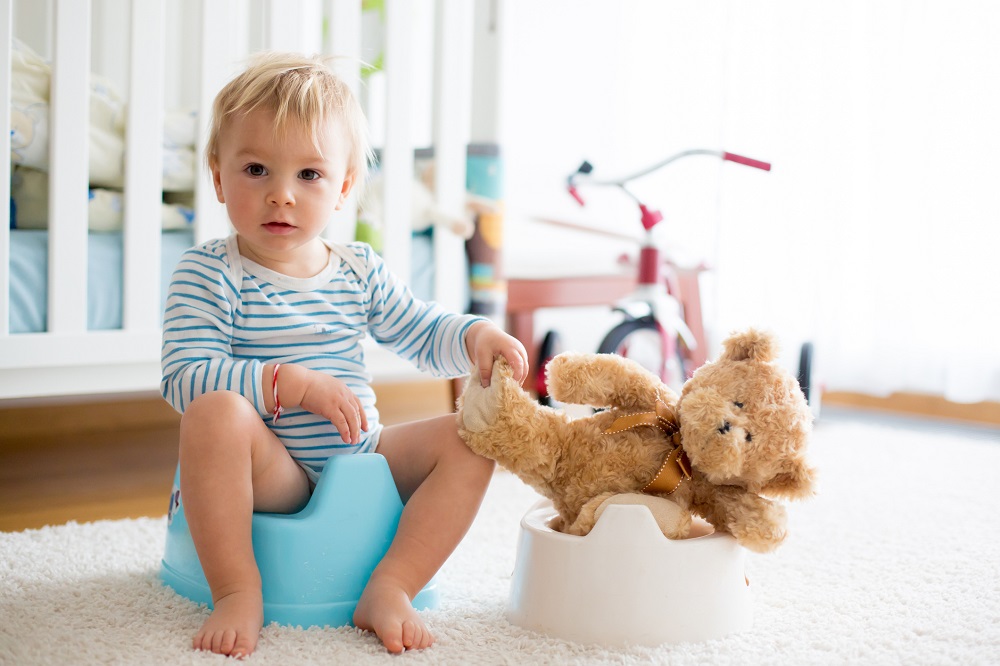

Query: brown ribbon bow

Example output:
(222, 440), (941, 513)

(604, 400), (692, 495)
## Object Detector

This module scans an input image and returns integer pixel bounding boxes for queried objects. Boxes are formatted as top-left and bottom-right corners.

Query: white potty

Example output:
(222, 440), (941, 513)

(507, 499), (752, 646)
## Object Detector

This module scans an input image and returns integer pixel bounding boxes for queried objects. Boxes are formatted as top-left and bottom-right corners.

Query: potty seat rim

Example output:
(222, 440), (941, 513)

(521, 498), (729, 545)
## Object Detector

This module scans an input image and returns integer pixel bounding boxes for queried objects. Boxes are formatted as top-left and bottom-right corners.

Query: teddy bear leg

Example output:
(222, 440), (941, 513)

(458, 359), (568, 436)
(594, 493), (692, 539)
(460, 361), (526, 430)
(561, 492), (620, 536)
(546, 353), (678, 413)
(546, 514), (565, 532)
(457, 358), (573, 480)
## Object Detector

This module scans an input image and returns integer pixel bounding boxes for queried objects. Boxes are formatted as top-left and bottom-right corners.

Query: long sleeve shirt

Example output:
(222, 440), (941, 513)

(160, 234), (482, 480)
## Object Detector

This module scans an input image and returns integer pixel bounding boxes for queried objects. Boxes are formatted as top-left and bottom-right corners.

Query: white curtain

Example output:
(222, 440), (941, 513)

(502, 1), (1000, 403)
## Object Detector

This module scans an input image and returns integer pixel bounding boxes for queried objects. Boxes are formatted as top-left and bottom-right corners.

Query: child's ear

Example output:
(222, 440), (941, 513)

(336, 171), (357, 210)
(211, 160), (225, 204)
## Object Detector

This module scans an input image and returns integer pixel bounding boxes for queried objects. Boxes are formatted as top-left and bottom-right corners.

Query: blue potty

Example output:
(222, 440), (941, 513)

(160, 453), (439, 628)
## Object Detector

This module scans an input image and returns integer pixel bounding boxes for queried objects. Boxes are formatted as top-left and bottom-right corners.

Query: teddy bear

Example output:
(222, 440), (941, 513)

(356, 165), (476, 251)
(457, 328), (816, 553)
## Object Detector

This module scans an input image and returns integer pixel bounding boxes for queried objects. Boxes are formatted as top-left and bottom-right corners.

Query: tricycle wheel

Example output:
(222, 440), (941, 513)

(536, 330), (562, 406)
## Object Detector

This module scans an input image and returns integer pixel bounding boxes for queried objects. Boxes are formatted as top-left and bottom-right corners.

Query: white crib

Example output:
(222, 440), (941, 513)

(0, 0), (493, 401)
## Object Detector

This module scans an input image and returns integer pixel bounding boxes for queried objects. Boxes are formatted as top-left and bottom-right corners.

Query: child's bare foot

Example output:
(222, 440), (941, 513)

(192, 589), (263, 658)
(353, 578), (434, 653)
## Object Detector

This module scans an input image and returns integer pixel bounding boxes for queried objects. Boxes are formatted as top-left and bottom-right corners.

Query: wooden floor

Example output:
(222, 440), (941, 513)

(0, 423), (180, 532)
(823, 390), (1000, 427)
(0, 379), (456, 532)
(3, 382), (995, 533)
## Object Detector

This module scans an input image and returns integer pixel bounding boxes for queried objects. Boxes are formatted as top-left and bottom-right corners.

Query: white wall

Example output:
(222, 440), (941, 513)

(498, 2), (742, 365)
(496, 1), (1000, 401)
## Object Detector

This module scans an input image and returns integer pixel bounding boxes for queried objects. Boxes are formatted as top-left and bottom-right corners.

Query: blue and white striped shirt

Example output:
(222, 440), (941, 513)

(161, 234), (482, 480)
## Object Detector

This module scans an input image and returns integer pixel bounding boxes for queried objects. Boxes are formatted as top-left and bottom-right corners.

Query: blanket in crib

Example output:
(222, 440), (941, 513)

(9, 39), (197, 192)
(9, 167), (194, 232)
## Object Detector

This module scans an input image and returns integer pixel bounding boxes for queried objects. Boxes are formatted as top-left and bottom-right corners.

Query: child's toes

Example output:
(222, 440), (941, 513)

(231, 633), (256, 658)
(379, 621), (405, 654)
(421, 625), (435, 649)
(401, 620), (416, 649)
(218, 629), (238, 655)
(194, 630), (211, 652)
(403, 619), (434, 650)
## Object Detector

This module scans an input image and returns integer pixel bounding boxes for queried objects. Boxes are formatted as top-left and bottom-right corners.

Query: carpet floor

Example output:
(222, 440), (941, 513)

(1, 411), (998, 664)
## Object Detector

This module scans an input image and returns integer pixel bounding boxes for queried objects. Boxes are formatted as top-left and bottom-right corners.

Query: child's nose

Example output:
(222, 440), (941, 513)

(268, 182), (295, 206)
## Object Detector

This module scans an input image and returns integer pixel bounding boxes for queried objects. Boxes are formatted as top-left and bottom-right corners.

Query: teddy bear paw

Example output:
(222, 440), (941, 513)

(458, 372), (503, 433)
(732, 521), (788, 553)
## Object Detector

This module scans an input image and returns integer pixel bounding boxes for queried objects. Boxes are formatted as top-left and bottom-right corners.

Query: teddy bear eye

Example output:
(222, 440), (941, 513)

(734, 401), (744, 408)
(745, 432), (753, 442)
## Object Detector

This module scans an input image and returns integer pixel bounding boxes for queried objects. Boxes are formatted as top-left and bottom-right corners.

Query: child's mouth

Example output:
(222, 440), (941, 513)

(264, 222), (295, 234)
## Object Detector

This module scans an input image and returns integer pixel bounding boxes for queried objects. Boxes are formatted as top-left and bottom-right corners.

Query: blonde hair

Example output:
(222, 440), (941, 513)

(205, 51), (372, 187)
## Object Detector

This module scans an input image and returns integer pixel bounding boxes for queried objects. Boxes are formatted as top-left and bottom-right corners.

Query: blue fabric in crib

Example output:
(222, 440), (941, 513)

(8, 230), (195, 333)
(8, 230), (458, 334)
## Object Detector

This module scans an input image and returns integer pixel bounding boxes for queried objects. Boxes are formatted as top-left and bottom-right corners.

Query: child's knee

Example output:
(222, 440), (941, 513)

(183, 391), (255, 424)
(180, 391), (259, 452)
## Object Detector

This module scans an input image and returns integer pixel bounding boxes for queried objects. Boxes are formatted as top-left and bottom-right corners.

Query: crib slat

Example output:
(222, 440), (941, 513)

(322, 0), (362, 246)
(0, 0), (11, 336)
(193, 0), (243, 244)
(381, 0), (413, 284)
(432, 0), (474, 312)
(324, 0), (361, 80)
(48, 0), (91, 334)
(122, 0), (165, 332)
(263, 0), (323, 54)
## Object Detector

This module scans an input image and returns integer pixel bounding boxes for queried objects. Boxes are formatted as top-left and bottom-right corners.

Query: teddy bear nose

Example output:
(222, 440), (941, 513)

(718, 421), (731, 434)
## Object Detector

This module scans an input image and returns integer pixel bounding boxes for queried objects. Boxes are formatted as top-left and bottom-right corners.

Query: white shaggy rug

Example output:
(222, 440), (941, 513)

(1, 411), (998, 665)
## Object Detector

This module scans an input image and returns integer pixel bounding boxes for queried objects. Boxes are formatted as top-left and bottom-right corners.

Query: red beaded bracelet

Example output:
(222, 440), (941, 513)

(272, 363), (284, 422)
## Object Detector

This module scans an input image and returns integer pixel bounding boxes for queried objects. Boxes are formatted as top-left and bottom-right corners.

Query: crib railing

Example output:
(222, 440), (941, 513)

(0, 0), (10, 345)
(0, 0), (476, 400)
(0, 0), (168, 399)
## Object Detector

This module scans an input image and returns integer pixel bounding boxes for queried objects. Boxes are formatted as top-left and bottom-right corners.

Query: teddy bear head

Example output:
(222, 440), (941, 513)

(678, 329), (816, 500)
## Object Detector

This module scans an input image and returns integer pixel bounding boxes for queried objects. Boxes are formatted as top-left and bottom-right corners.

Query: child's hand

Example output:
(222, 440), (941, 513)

(466, 321), (529, 387)
(273, 365), (368, 444)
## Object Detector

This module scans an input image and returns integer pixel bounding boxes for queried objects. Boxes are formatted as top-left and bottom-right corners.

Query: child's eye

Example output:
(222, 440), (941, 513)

(299, 169), (320, 181)
(245, 164), (266, 177)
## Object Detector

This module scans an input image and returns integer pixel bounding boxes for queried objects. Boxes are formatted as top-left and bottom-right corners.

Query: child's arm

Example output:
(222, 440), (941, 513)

(464, 320), (528, 387)
(261, 363), (369, 445)
(160, 245), (263, 414)
(361, 246), (502, 378)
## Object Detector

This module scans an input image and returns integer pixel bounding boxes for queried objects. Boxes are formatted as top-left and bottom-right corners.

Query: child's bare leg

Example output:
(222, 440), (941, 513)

(356, 414), (495, 653)
(178, 390), (310, 658)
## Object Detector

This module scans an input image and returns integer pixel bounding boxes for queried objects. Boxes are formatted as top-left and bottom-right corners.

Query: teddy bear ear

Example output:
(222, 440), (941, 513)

(720, 328), (778, 363)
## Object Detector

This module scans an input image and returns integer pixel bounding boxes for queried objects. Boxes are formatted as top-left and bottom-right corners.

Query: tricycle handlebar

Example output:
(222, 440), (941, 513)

(566, 148), (771, 207)
(722, 152), (771, 171)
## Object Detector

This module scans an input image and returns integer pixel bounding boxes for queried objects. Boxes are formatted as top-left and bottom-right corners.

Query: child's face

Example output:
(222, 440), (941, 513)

(211, 107), (355, 267)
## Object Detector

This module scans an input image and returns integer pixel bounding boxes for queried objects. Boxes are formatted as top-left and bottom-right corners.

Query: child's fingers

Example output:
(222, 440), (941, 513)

(354, 395), (369, 432)
(515, 349), (529, 384)
(500, 347), (528, 385)
(330, 404), (360, 444)
(329, 409), (353, 444)
(477, 350), (495, 387)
